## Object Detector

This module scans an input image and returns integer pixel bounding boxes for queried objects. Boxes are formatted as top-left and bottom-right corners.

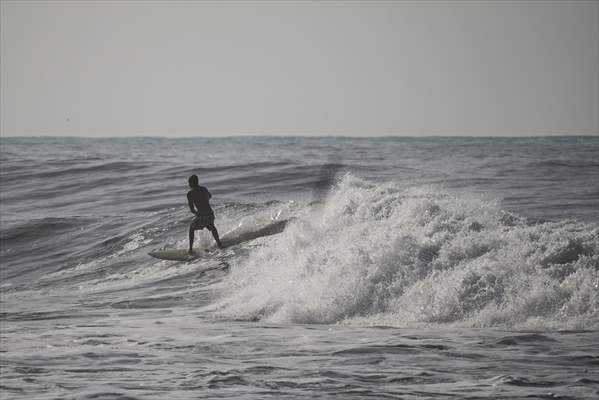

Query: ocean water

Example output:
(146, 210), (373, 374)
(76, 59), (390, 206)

(0, 136), (598, 399)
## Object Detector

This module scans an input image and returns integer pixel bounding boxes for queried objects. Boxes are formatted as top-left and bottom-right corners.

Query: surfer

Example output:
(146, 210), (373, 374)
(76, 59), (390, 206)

(187, 175), (223, 253)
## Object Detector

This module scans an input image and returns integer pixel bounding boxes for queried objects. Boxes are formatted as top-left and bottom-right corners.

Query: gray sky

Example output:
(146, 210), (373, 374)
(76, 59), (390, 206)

(1, 0), (598, 137)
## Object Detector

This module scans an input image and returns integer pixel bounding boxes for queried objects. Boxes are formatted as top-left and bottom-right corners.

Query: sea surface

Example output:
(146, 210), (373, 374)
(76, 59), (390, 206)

(1, 136), (598, 399)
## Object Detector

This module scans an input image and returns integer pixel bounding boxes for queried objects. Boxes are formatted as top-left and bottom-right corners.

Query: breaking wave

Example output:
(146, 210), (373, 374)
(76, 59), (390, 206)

(211, 174), (599, 330)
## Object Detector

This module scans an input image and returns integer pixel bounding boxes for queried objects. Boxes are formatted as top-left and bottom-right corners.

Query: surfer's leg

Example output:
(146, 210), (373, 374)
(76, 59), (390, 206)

(188, 225), (195, 254)
(209, 225), (223, 249)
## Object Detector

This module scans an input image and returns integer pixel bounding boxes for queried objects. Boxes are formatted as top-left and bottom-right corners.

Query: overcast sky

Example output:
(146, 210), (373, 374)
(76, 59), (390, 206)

(1, 0), (597, 137)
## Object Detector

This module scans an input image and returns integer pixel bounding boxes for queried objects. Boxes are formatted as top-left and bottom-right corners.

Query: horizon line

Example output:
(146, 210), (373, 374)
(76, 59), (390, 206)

(1, 133), (598, 139)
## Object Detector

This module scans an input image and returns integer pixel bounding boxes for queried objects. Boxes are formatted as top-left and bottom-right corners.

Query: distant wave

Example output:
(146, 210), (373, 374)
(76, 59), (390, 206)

(210, 174), (599, 330)
(0, 161), (149, 185)
(526, 159), (599, 171)
(0, 217), (95, 244)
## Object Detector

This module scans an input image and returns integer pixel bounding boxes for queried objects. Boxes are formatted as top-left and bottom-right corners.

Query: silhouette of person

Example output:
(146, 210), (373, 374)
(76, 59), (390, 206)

(187, 174), (223, 253)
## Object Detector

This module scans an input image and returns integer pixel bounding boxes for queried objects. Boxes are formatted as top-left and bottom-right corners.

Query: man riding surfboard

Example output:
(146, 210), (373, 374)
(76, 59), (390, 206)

(187, 174), (223, 253)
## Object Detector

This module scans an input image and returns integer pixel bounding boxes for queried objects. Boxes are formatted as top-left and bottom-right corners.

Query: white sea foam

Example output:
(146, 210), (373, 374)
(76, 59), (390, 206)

(212, 174), (599, 329)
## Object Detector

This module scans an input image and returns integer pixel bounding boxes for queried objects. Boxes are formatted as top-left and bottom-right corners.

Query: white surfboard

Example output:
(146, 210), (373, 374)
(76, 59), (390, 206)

(149, 219), (290, 261)
(148, 247), (213, 261)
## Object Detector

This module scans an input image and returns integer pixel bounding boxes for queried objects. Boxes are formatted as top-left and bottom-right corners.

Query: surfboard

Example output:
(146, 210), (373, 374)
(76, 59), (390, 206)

(149, 218), (290, 261)
(148, 247), (213, 261)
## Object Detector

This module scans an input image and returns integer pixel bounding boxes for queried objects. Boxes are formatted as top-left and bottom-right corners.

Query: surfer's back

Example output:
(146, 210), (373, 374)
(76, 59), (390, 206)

(187, 186), (213, 216)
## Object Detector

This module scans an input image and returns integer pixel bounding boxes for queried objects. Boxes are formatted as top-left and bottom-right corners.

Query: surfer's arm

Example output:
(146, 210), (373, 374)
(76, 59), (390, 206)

(187, 194), (198, 215)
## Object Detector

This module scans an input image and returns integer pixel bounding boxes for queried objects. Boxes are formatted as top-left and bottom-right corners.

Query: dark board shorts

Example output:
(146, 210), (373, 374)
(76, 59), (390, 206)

(190, 214), (215, 231)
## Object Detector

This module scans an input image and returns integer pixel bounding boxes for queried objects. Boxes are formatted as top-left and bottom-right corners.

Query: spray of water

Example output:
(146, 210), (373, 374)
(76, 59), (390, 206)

(209, 174), (599, 330)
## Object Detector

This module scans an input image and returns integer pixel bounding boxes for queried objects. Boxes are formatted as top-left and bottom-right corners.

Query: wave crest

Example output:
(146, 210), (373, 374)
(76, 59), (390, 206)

(212, 174), (599, 329)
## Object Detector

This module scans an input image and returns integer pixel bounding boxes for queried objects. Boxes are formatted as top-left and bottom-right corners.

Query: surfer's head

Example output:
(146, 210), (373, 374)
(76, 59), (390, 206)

(188, 174), (199, 188)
